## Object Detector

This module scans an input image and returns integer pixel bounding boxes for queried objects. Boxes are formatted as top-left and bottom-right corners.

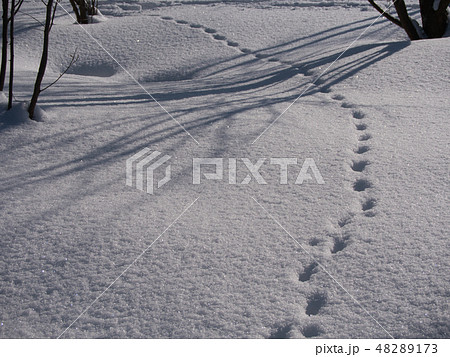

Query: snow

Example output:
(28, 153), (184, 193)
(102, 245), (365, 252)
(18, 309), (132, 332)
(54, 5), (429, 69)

(0, 0), (448, 339)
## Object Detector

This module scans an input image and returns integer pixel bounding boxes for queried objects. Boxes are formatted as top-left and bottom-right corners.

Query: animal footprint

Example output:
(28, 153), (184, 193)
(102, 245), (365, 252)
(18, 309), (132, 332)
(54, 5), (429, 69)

(213, 34), (226, 41)
(306, 292), (327, 316)
(227, 41), (239, 47)
(355, 123), (367, 131)
(351, 160), (369, 172)
(190, 23), (202, 28)
(299, 262), (318, 282)
(338, 215), (353, 227)
(352, 110), (365, 119)
(353, 179), (371, 192)
(358, 133), (371, 141)
(331, 235), (349, 254)
(332, 94), (345, 101)
(269, 323), (292, 339)
(341, 102), (355, 108)
(161, 16), (173, 20)
(240, 48), (252, 54)
(354, 145), (370, 154)
(309, 237), (322, 246)
(204, 27), (216, 34)
(302, 323), (323, 338)
(176, 19), (188, 24)
(362, 198), (376, 212)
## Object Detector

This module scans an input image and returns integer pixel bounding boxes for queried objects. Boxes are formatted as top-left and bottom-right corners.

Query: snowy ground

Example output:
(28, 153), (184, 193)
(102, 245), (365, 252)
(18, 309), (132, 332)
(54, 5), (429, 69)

(0, 0), (448, 338)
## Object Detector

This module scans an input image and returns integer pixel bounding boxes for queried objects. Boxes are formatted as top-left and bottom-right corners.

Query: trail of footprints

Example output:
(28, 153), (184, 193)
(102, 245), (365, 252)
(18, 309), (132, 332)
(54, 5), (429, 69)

(160, 15), (292, 63)
(270, 100), (377, 337)
(161, 15), (377, 338)
(276, 99), (377, 337)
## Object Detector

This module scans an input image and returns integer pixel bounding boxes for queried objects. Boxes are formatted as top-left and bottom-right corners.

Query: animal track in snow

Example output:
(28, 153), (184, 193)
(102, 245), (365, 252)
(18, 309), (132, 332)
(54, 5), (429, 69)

(302, 323), (323, 337)
(162, 16), (384, 337)
(332, 94), (345, 101)
(358, 133), (371, 141)
(353, 178), (371, 192)
(338, 215), (353, 227)
(354, 145), (370, 154)
(331, 234), (349, 254)
(309, 237), (322, 246)
(362, 198), (376, 212)
(240, 48), (252, 54)
(299, 262), (318, 282)
(306, 292), (327, 316)
(213, 34), (227, 41)
(355, 123), (367, 131)
(351, 160), (369, 172)
(162, 17), (237, 52)
(352, 110), (365, 119)
(341, 102), (355, 108)
(269, 323), (292, 339)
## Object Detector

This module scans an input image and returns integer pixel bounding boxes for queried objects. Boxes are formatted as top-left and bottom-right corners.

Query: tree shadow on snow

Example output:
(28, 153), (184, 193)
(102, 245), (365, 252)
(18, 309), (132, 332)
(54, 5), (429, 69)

(0, 14), (411, 195)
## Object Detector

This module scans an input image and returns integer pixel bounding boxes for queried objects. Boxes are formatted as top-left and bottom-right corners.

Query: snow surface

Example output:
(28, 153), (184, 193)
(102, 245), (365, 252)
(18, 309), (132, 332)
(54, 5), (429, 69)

(0, 0), (448, 338)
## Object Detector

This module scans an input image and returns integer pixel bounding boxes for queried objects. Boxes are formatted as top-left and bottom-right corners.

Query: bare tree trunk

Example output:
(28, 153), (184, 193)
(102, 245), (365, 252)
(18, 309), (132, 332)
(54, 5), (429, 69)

(88, 0), (97, 16)
(28, 0), (54, 119)
(69, 0), (81, 24)
(79, 0), (88, 23)
(419, 0), (450, 38)
(69, 0), (97, 24)
(7, 0), (13, 109)
(0, 0), (8, 91)
(394, 0), (421, 40)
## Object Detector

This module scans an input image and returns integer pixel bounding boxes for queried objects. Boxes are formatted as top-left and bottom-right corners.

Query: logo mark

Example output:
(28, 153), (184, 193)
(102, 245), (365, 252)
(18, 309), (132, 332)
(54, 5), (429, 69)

(126, 148), (171, 194)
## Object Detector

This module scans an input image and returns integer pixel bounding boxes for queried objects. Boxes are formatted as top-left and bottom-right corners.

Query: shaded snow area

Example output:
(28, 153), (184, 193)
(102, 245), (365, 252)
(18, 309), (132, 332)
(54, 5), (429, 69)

(0, 0), (448, 338)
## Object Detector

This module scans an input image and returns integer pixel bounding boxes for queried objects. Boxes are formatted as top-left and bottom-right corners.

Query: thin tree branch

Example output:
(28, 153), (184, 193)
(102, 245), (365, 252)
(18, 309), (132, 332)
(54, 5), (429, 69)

(40, 50), (78, 92)
(367, 0), (403, 28)
(13, 0), (24, 15)
(394, 0), (421, 40)
(4, 0), (24, 24)
(49, 0), (58, 30)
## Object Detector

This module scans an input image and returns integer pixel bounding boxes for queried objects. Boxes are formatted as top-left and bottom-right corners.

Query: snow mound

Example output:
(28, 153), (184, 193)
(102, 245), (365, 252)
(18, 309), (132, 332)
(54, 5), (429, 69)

(90, 10), (109, 23)
(0, 100), (46, 126)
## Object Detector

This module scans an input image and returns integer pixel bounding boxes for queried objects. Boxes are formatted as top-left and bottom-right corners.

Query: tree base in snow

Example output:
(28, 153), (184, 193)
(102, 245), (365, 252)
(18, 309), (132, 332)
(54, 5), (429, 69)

(0, 93), (46, 125)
